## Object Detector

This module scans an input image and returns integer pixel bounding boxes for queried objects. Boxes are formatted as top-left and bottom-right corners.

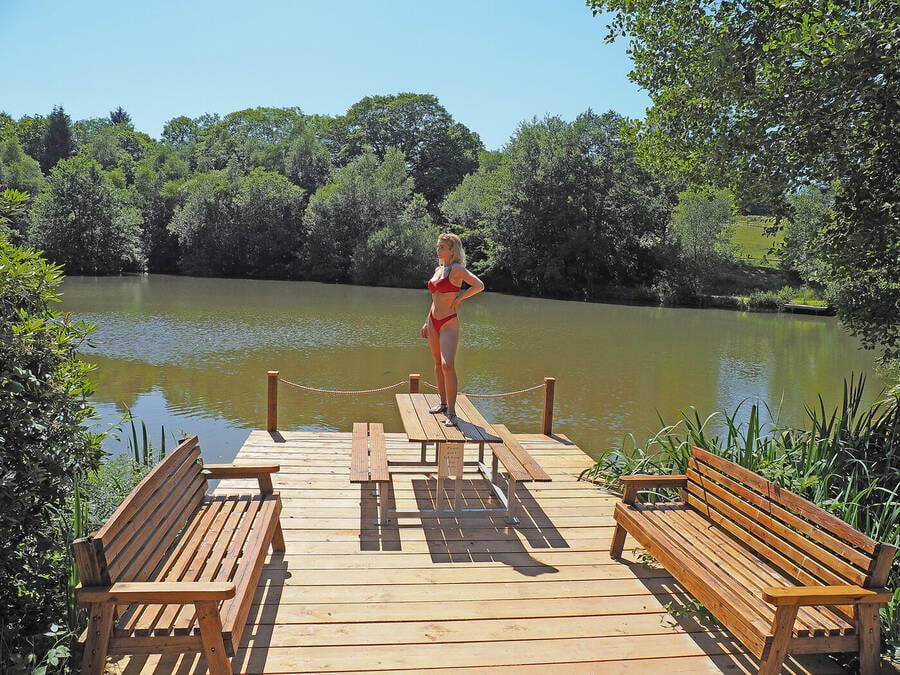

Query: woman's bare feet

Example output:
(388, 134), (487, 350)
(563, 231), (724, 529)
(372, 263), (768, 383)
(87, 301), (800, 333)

(443, 412), (458, 427)
(429, 402), (447, 414)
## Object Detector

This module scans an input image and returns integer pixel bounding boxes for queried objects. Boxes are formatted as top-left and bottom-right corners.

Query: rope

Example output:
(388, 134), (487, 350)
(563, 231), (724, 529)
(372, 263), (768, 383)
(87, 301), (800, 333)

(423, 380), (545, 398)
(279, 378), (407, 395)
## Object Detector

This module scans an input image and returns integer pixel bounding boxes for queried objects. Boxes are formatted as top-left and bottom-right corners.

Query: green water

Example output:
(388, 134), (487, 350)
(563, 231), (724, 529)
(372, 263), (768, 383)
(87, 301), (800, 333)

(61, 275), (884, 464)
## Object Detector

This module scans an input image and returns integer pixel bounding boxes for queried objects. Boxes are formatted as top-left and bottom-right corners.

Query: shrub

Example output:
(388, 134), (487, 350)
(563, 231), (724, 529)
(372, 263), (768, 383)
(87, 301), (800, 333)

(0, 240), (103, 670)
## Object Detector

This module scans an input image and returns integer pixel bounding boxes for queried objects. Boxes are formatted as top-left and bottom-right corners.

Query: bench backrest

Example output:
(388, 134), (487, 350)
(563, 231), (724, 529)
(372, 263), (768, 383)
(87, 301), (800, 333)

(72, 435), (207, 586)
(686, 446), (896, 589)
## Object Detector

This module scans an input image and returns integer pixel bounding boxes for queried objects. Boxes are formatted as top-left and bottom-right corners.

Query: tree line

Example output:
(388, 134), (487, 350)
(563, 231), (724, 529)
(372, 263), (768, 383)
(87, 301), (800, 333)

(0, 95), (674, 298)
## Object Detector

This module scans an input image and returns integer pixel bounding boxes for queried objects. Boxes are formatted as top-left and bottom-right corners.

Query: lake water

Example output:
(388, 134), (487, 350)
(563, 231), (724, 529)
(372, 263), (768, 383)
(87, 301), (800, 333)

(60, 275), (884, 464)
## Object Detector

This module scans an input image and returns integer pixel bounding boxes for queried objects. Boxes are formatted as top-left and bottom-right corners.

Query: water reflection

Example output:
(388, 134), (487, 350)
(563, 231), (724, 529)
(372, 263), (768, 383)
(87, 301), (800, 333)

(61, 275), (884, 464)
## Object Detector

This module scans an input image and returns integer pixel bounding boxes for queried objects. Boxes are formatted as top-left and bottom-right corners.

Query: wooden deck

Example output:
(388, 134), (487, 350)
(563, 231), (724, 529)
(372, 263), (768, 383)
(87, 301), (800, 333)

(110, 430), (848, 674)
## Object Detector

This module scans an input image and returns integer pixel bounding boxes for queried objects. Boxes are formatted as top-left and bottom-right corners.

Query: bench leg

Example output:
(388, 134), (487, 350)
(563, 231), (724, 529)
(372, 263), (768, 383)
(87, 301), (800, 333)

(505, 475), (520, 524)
(81, 603), (114, 675)
(758, 604), (798, 675)
(196, 600), (231, 674)
(609, 521), (629, 559)
(857, 604), (881, 675)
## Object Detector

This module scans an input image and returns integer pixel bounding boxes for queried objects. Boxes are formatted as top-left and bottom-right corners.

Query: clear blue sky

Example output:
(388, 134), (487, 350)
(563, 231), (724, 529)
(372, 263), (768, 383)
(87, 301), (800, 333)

(1, 0), (648, 151)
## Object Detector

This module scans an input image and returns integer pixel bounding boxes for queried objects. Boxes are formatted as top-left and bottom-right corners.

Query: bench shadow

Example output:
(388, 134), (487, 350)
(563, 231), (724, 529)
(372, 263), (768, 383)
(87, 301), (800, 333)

(407, 475), (569, 577)
(357, 481), (402, 551)
(621, 559), (843, 675)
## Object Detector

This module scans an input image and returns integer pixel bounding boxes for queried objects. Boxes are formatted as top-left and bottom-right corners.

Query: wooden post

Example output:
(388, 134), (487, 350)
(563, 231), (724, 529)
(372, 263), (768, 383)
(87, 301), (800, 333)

(409, 373), (420, 393)
(542, 377), (556, 436)
(267, 371), (279, 432)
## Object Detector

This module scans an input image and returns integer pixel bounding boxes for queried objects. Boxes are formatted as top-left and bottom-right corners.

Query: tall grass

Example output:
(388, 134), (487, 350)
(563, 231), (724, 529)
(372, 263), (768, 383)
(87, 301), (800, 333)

(581, 375), (900, 660)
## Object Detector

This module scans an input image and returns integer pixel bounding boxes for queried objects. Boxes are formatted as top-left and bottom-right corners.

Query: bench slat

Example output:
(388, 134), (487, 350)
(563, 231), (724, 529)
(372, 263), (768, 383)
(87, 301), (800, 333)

(99, 440), (204, 565)
(350, 423), (369, 482)
(493, 424), (551, 481)
(488, 442), (530, 482)
(615, 502), (770, 656)
(687, 469), (867, 587)
(395, 394), (427, 442)
(96, 437), (201, 542)
(687, 463), (873, 575)
(368, 423), (389, 482)
(220, 494), (282, 654)
(692, 447), (880, 556)
(662, 508), (853, 638)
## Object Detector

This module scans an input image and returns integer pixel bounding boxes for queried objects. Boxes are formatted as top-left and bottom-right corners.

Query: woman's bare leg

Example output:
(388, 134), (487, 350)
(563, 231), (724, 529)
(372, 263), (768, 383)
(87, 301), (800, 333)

(427, 322), (447, 409)
(440, 324), (460, 422)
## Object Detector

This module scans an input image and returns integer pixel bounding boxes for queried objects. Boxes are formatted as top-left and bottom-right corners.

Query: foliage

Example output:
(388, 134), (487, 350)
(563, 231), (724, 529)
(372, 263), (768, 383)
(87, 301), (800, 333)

(331, 93), (482, 214)
(304, 148), (435, 283)
(490, 110), (671, 297)
(109, 106), (132, 127)
(352, 194), (438, 287)
(169, 167), (305, 277)
(0, 134), (45, 199)
(580, 376), (900, 660)
(670, 187), (736, 270)
(0, 240), (103, 671)
(40, 106), (74, 175)
(29, 156), (145, 274)
(0, 189), (29, 243)
(782, 186), (832, 284)
(588, 0), (900, 358)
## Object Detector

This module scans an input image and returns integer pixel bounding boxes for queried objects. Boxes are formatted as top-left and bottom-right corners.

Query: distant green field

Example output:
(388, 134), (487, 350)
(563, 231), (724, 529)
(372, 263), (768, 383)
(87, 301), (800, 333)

(730, 215), (783, 268)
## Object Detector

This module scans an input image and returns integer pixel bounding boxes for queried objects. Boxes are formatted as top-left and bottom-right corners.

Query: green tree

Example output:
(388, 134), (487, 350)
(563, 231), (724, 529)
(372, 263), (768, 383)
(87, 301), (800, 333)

(495, 111), (670, 297)
(0, 134), (44, 199)
(169, 167), (305, 277)
(588, 0), (900, 357)
(782, 186), (832, 284)
(0, 188), (29, 243)
(440, 150), (511, 277)
(29, 156), (145, 273)
(304, 148), (435, 283)
(194, 107), (305, 174)
(109, 105), (132, 127)
(332, 94), (482, 213)
(671, 187), (736, 271)
(40, 105), (74, 174)
(0, 240), (103, 667)
(133, 144), (190, 272)
(14, 114), (47, 165)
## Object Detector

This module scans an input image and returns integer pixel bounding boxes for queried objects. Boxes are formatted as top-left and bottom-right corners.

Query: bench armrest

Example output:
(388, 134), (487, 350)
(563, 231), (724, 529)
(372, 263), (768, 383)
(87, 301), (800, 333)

(203, 463), (280, 495)
(762, 585), (894, 607)
(77, 581), (236, 604)
(619, 474), (688, 504)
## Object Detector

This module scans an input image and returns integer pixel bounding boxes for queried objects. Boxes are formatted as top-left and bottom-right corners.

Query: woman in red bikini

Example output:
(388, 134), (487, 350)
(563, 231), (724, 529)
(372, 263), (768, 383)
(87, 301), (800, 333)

(421, 232), (485, 426)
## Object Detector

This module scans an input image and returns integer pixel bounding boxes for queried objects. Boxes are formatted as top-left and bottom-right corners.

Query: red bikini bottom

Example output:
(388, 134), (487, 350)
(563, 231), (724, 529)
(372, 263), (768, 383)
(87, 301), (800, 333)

(429, 311), (457, 334)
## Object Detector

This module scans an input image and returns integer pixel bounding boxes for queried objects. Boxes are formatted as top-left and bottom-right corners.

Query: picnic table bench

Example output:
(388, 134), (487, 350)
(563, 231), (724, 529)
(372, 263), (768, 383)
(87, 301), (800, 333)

(609, 446), (897, 675)
(72, 435), (285, 674)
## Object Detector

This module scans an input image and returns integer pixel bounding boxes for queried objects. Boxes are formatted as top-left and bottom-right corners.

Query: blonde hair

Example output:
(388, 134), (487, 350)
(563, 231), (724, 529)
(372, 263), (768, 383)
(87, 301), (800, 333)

(438, 232), (466, 267)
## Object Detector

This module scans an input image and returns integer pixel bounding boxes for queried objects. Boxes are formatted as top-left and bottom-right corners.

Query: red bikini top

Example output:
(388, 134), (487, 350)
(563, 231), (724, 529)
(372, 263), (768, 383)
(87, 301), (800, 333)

(427, 270), (461, 293)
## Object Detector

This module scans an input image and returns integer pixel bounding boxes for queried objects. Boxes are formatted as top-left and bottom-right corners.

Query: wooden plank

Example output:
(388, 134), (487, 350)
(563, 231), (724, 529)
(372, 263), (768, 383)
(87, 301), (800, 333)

(687, 463), (871, 576)
(369, 423), (389, 482)
(454, 395), (500, 442)
(350, 423), (369, 482)
(493, 424), (551, 481)
(488, 442), (530, 482)
(692, 448), (880, 554)
(394, 394), (427, 442)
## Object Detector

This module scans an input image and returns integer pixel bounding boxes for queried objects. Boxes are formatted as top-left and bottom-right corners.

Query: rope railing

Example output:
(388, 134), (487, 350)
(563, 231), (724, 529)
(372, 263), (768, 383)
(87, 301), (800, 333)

(266, 370), (556, 435)
(279, 378), (407, 395)
(422, 380), (546, 398)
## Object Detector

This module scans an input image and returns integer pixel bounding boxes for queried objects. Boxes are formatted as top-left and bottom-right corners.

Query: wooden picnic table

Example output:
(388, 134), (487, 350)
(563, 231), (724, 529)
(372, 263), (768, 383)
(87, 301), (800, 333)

(394, 393), (519, 519)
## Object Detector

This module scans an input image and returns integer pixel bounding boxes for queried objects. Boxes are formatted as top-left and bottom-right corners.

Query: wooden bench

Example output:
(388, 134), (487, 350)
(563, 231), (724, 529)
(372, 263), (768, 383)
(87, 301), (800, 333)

(487, 424), (551, 522)
(609, 446), (897, 675)
(72, 435), (285, 674)
(350, 422), (390, 524)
